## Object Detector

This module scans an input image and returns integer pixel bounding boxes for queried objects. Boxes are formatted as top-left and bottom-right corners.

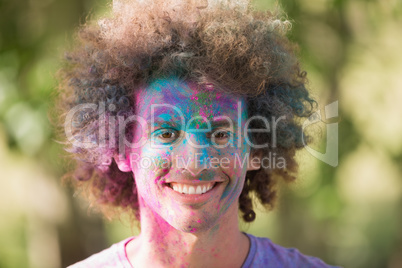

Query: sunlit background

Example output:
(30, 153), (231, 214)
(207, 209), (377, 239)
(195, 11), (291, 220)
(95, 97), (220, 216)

(0, 0), (401, 267)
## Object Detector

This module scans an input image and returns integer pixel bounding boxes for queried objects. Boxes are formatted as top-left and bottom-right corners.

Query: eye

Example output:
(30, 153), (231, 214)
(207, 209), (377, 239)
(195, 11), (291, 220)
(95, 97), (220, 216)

(154, 129), (179, 144)
(212, 131), (229, 139)
(161, 131), (174, 139)
(208, 130), (232, 146)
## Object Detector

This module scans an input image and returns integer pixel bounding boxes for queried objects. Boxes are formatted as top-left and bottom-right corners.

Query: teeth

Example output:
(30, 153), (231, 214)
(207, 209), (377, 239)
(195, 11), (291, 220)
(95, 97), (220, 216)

(188, 186), (195, 194)
(170, 182), (215, 195)
(196, 186), (202, 194)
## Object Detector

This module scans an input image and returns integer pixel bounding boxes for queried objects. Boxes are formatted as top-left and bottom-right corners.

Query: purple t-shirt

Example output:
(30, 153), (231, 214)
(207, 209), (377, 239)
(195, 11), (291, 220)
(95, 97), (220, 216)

(243, 234), (339, 268)
(68, 233), (340, 267)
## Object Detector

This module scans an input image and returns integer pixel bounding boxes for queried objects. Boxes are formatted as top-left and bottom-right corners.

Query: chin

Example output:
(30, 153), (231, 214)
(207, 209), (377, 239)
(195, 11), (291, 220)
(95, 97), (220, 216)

(166, 211), (220, 234)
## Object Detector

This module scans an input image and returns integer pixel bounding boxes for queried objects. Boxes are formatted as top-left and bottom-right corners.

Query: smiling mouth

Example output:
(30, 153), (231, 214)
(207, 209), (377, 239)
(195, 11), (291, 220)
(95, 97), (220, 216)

(168, 182), (216, 195)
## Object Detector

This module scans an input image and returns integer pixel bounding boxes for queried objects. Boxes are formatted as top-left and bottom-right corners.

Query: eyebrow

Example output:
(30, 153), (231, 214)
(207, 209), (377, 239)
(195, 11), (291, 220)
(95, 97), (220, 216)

(147, 116), (237, 129)
(210, 117), (237, 129)
(149, 119), (181, 128)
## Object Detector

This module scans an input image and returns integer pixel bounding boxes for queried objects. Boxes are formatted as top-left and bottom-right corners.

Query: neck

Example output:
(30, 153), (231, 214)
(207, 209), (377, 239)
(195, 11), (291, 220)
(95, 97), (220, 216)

(126, 200), (250, 267)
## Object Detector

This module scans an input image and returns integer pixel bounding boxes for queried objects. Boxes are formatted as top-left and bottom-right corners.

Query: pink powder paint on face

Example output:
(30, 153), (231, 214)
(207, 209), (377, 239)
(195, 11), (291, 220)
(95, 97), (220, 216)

(130, 78), (252, 234)
(199, 109), (207, 118)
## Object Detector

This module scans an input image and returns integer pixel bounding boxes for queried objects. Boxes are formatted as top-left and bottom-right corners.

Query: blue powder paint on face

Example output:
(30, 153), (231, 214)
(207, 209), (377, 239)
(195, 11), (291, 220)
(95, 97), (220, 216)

(133, 77), (252, 228)
(149, 77), (179, 93)
(158, 113), (173, 122)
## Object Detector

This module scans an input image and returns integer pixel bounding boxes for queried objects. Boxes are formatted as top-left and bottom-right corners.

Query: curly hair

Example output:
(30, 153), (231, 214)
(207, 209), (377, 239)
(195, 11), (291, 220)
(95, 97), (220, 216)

(56, 0), (316, 222)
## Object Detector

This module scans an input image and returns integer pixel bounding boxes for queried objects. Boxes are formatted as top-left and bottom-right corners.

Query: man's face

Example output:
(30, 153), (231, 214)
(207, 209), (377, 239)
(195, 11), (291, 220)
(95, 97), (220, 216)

(128, 78), (255, 233)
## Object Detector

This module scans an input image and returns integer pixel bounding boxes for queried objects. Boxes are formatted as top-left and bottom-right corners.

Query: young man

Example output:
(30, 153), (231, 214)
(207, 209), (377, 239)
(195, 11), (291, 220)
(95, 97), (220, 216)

(58, 0), (339, 267)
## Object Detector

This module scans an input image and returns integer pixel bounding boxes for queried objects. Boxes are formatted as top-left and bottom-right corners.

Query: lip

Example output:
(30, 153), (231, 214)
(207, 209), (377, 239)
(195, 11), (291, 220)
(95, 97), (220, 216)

(164, 181), (223, 205)
(164, 178), (225, 184)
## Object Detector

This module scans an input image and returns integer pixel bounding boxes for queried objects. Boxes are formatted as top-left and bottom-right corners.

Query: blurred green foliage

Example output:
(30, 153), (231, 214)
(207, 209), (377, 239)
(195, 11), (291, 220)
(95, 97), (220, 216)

(0, 0), (401, 267)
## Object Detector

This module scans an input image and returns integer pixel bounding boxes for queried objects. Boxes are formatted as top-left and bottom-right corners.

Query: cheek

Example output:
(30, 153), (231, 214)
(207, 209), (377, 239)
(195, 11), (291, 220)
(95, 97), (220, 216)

(131, 148), (173, 184)
(132, 150), (173, 207)
(213, 146), (248, 173)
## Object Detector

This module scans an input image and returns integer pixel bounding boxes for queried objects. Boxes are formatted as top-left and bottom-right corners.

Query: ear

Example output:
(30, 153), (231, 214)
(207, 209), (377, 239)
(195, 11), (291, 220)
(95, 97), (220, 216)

(247, 151), (262, 171)
(114, 154), (132, 172)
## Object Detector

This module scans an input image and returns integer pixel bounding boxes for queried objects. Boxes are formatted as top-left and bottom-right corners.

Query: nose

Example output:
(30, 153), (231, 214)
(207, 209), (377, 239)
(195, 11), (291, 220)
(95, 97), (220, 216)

(175, 133), (211, 176)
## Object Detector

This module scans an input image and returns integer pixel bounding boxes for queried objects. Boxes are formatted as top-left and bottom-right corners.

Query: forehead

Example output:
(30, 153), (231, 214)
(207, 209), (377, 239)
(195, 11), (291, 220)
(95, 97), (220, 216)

(134, 78), (245, 120)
